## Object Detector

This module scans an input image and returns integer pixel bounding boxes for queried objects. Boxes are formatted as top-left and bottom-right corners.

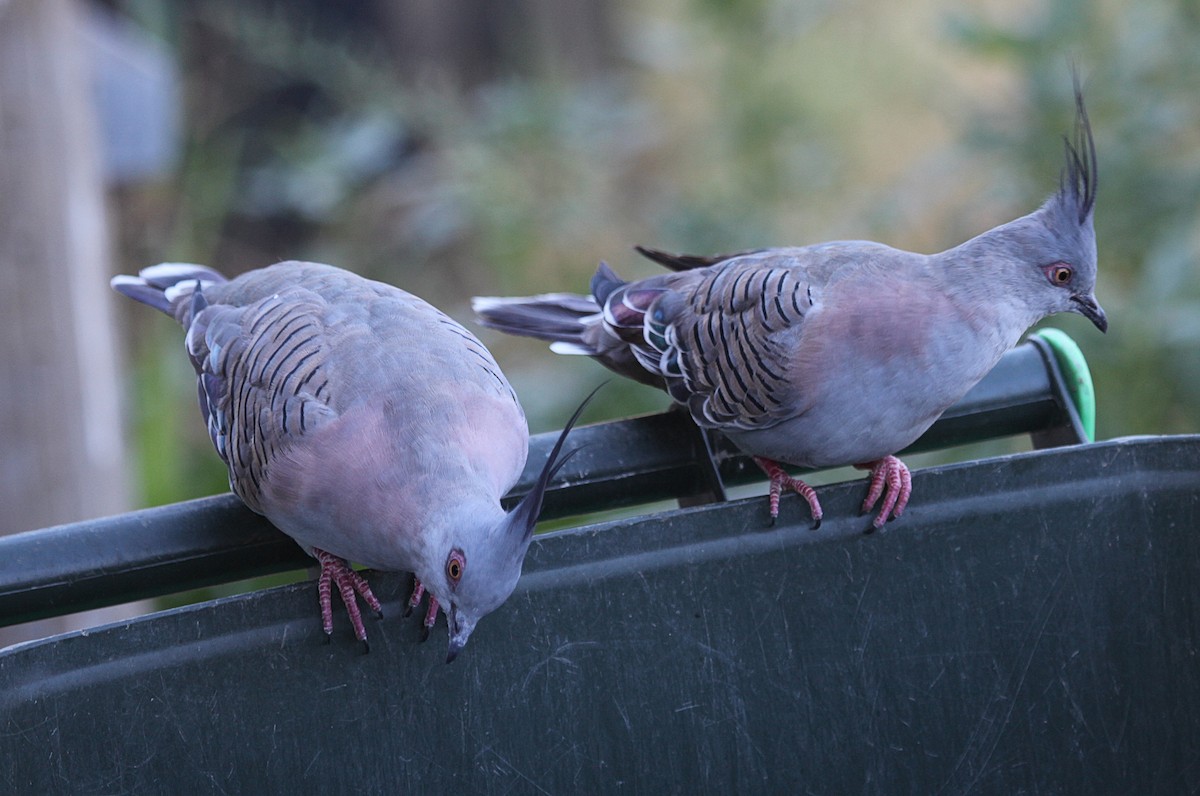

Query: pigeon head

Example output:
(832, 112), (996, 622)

(433, 523), (523, 665)
(435, 387), (597, 663)
(951, 76), (1106, 334)
(433, 498), (545, 665)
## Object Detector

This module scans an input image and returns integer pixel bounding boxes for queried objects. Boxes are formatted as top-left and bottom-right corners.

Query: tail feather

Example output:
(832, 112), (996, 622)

(111, 263), (228, 317)
(474, 264), (669, 390)
(549, 341), (597, 356)
(634, 244), (763, 272)
(471, 293), (599, 347)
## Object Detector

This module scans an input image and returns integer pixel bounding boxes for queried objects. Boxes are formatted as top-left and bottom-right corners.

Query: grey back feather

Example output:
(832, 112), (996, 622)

(599, 255), (818, 430)
(186, 286), (339, 511)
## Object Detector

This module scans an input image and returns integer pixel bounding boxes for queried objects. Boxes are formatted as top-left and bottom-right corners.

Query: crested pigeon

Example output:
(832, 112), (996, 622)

(473, 82), (1106, 530)
(112, 260), (588, 661)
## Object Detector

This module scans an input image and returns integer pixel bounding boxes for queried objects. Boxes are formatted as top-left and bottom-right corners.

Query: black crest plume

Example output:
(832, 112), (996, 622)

(1059, 71), (1097, 224)
(508, 382), (604, 542)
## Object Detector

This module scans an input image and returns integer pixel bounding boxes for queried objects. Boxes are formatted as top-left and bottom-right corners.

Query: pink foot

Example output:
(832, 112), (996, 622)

(403, 579), (425, 617)
(753, 456), (823, 528)
(314, 548), (383, 651)
(854, 455), (912, 530)
(403, 577), (441, 643)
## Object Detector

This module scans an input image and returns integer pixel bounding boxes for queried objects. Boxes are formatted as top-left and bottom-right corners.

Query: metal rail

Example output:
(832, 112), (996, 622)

(0, 337), (1085, 626)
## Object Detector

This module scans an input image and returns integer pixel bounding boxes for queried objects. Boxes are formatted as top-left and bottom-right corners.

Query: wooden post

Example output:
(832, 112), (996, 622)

(0, 0), (133, 646)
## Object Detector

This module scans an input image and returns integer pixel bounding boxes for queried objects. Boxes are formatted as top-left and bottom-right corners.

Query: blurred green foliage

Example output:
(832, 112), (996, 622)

(111, 0), (1199, 519)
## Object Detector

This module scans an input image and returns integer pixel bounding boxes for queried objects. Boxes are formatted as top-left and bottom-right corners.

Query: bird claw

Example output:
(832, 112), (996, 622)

(753, 456), (823, 528)
(417, 597), (438, 644)
(313, 548), (383, 647)
(404, 579), (425, 618)
(405, 577), (441, 644)
(854, 455), (912, 530)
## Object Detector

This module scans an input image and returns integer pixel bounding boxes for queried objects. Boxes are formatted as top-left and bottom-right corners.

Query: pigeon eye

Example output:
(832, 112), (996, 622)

(1045, 264), (1073, 286)
(446, 549), (465, 585)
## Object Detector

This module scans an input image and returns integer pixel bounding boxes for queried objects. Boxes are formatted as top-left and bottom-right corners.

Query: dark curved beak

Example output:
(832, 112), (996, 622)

(1071, 294), (1108, 333)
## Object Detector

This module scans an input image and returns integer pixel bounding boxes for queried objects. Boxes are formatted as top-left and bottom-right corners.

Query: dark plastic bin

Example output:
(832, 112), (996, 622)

(2, 435), (1197, 793)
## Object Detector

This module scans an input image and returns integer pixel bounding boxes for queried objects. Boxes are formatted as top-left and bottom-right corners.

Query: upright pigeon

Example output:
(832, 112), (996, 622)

(473, 82), (1106, 530)
(112, 260), (588, 661)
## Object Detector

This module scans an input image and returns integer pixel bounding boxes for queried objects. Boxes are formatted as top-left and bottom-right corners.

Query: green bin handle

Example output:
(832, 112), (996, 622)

(1032, 328), (1096, 442)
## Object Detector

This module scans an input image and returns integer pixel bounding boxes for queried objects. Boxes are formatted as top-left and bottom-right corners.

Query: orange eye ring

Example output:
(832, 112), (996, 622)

(446, 549), (465, 584)
(1045, 263), (1073, 285)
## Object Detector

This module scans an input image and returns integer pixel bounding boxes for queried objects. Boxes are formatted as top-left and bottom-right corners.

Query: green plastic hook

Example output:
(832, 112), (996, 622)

(1032, 328), (1097, 442)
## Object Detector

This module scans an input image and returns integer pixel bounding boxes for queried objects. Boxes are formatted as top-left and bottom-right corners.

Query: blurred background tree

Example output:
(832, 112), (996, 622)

(97, 0), (1196, 516)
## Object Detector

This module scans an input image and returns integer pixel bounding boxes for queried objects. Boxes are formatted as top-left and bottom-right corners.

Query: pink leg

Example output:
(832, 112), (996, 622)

(753, 456), (823, 528)
(854, 455), (912, 530)
(404, 576), (441, 642)
(317, 563), (335, 638)
(313, 548), (383, 651)
(421, 596), (440, 643)
(403, 579), (425, 618)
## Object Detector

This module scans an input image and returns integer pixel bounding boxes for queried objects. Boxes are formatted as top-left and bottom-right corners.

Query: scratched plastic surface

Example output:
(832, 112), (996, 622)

(2, 436), (1198, 793)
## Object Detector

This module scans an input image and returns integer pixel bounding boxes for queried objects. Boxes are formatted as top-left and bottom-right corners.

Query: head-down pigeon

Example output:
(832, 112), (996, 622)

(113, 260), (587, 661)
(473, 81), (1106, 530)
